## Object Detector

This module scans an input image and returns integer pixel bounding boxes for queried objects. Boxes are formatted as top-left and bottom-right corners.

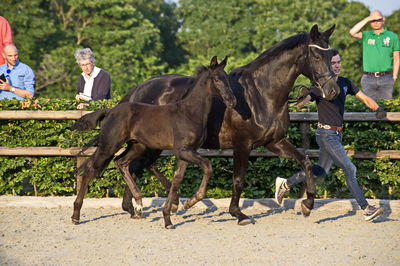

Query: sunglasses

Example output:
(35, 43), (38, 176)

(371, 19), (384, 23)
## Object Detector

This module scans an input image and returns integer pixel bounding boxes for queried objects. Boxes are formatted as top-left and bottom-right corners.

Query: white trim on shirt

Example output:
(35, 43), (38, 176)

(81, 66), (101, 100)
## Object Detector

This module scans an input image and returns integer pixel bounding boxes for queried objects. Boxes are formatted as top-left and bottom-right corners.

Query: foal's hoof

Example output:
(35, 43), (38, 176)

(301, 201), (311, 217)
(71, 218), (80, 225)
(165, 224), (175, 229)
(171, 204), (179, 213)
(183, 201), (191, 210)
(238, 218), (252, 226)
(131, 214), (144, 219)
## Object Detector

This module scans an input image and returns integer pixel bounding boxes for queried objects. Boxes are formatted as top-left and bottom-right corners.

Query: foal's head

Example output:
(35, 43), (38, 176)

(206, 56), (237, 108)
(302, 24), (340, 101)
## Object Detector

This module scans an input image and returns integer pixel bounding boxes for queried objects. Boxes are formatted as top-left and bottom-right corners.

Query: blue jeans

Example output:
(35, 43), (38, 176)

(286, 127), (369, 210)
(361, 74), (394, 100)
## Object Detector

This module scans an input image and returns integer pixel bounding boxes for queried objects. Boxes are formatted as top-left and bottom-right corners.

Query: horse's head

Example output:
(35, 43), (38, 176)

(302, 24), (340, 101)
(208, 56), (237, 108)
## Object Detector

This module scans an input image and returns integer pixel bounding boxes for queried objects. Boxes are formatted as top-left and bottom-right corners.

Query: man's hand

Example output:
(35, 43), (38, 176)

(368, 13), (383, 22)
(376, 107), (387, 119)
(0, 79), (11, 91)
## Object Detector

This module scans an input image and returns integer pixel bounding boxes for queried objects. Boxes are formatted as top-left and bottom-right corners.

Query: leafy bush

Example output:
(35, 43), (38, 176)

(0, 97), (399, 199)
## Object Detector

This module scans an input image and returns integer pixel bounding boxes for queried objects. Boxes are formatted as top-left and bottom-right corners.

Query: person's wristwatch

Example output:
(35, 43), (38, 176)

(10, 87), (16, 92)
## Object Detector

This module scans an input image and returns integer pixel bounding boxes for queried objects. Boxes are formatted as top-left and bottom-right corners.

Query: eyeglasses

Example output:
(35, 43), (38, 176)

(371, 19), (384, 23)
(79, 62), (93, 68)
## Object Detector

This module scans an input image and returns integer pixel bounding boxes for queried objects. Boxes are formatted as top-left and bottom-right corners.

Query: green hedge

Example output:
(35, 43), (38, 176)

(0, 97), (399, 199)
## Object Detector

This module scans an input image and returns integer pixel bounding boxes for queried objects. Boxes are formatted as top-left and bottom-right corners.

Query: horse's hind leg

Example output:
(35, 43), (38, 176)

(115, 143), (147, 218)
(72, 171), (91, 224)
(267, 138), (315, 216)
(121, 149), (162, 216)
(163, 160), (188, 229)
(72, 149), (114, 224)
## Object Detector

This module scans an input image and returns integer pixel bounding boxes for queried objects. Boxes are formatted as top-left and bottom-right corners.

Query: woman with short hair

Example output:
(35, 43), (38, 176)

(74, 48), (111, 109)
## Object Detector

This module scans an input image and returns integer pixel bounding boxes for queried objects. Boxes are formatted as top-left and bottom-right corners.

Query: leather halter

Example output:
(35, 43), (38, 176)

(305, 44), (337, 98)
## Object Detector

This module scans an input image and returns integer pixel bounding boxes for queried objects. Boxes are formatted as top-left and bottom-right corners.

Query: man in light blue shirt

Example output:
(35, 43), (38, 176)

(0, 43), (35, 100)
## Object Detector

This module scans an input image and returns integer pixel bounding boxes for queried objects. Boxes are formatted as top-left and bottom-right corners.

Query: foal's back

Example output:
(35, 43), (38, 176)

(106, 101), (182, 150)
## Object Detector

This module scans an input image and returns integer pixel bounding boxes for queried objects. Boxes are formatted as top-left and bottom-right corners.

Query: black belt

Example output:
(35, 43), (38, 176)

(363, 71), (392, 77)
(317, 122), (343, 132)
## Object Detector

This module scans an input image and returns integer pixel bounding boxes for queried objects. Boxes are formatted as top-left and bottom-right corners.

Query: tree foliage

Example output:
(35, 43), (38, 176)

(2, 0), (399, 98)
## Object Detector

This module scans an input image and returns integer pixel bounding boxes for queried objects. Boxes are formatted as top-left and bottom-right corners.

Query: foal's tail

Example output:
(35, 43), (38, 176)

(75, 134), (101, 157)
(71, 109), (111, 131)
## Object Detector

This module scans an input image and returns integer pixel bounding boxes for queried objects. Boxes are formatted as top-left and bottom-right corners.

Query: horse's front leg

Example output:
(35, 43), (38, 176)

(115, 143), (147, 219)
(121, 149), (162, 217)
(267, 138), (315, 216)
(175, 150), (212, 209)
(230, 146), (252, 225)
(163, 160), (188, 229)
(148, 164), (180, 213)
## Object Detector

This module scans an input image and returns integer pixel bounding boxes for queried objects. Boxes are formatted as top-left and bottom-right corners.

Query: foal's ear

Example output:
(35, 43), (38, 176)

(322, 24), (335, 38)
(219, 56), (228, 69)
(310, 24), (320, 41)
(210, 56), (218, 69)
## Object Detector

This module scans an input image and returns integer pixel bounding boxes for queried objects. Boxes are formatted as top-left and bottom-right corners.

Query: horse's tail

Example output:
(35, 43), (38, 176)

(72, 134), (101, 177)
(76, 134), (100, 157)
(71, 109), (111, 131)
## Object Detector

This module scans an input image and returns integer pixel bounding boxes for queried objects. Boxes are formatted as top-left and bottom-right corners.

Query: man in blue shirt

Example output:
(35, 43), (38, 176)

(0, 43), (35, 100)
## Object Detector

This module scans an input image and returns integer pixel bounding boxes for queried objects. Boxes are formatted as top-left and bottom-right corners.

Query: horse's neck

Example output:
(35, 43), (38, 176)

(255, 45), (305, 106)
(180, 73), (213, 119)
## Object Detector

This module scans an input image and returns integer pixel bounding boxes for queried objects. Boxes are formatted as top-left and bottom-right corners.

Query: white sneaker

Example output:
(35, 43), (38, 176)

(275, 177), (289, 206)
(363, 205), (384, 221)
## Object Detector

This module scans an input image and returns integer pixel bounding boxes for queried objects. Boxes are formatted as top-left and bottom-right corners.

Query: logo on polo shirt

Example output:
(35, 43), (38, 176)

(367, 39), (375, 45)
(383, 37), (390, 46)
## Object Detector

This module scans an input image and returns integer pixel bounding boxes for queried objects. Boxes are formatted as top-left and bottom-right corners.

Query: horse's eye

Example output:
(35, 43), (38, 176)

(313, 55), (321, 61)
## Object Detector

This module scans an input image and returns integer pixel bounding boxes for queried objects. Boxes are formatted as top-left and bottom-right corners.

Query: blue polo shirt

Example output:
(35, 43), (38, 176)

(0, 61), (35, 100)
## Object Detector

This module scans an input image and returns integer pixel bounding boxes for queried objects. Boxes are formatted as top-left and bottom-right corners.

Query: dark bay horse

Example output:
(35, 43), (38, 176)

(74, 25), (339, 225)
(71, 56), (236, 228)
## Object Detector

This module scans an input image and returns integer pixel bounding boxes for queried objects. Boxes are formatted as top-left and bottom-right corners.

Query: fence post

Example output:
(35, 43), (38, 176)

(299, 122), (310, 149)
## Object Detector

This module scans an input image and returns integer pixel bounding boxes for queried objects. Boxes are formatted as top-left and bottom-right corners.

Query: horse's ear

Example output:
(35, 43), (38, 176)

(310, 24), (319, 41)
(210, 56), (218, 69)
(219, 56), (228, 69)
(323, 24), (335, 38)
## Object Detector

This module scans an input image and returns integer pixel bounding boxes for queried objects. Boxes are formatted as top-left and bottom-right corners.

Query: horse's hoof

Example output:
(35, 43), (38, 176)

(301, 201), (311, 217)
(238, 218), (252, 226)
(171, 204), (179, 213)
(130, 213), (144, 219)
(183, 201), (190, 210)
(71, 218), (80, 225)
(165, 224), (175, 229)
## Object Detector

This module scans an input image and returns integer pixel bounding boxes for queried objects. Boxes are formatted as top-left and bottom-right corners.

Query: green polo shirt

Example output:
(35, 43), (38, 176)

(361, 29), (400, 72)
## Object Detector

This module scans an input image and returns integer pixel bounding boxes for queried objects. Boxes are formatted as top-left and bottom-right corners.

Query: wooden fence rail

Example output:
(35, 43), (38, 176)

(0, 111), (400, 159)
(1, 110), (400, 121)
(2, 110), (399, 194)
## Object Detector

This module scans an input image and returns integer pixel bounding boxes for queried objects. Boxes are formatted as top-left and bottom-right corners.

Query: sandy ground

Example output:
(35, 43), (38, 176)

(0, 196), (399, 266)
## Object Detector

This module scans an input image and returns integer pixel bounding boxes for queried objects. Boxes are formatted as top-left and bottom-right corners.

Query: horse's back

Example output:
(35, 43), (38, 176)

(121, 74), (194, 105)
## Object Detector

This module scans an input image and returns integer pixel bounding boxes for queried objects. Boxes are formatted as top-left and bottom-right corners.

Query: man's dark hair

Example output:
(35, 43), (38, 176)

(331, 48), (339, 57)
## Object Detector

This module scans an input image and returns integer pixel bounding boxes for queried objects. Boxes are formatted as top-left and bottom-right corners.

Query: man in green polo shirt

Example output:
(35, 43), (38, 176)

(349, 10), (399, 99)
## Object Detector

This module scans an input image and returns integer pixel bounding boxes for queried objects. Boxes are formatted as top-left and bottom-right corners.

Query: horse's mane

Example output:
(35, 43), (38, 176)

(232, 31), (309, 74)
(193, 65), (208, 78)
(188, 65), (209, 87)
